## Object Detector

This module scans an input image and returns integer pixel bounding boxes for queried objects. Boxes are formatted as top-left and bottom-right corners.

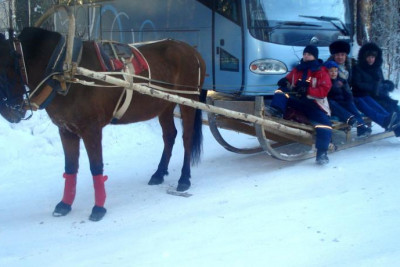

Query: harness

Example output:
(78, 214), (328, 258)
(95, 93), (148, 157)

(75, 39), (202, 123)
(12, 40), (28, 85)
(0, 35), (30, 117)
(92, 40), (150, 123)
(27, 35), (83, 110)
(5, 34), (203, 122)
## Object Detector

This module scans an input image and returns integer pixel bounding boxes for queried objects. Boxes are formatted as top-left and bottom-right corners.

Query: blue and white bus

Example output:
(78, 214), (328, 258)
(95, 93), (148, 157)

(55, 0), (353, 96)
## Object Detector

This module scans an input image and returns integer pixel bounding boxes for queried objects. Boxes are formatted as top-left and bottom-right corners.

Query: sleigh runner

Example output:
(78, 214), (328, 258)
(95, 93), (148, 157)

(206, 92), (395, 161)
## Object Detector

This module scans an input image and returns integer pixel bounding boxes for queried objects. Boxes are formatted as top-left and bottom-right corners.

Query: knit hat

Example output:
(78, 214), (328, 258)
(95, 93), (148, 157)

(324, 60), (339, 69)
(303, 45), (319, 59)
(329, 40), (350, 55)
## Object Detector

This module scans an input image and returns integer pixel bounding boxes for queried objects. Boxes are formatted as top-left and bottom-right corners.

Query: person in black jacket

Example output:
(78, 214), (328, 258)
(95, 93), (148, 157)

(324, 61), (371, 137)
(352, 42), (400, 134)
(353, 42), (399, 113)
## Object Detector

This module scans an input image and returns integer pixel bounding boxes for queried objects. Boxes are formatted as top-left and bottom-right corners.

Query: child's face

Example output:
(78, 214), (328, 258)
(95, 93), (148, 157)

(328, 67), (338, 79)
(303, 53), (315, 62)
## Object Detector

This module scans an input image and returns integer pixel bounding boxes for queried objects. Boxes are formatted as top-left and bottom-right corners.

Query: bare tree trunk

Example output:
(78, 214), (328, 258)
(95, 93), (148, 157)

(369, 0), (400, 87)
(353, 0), (400, 88)
(0, 0), (15, 32)
(355, 0), (373, 44)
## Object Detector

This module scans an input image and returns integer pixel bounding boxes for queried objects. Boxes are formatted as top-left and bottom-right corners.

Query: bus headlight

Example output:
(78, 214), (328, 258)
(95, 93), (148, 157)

(250, 59), (287, 74)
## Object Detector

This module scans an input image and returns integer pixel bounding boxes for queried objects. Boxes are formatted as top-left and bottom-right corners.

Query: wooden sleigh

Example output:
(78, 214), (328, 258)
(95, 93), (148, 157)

(206, 91), (395, 161)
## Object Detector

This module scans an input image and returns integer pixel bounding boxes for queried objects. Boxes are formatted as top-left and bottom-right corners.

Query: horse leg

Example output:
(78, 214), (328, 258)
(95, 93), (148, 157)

(81, 127), (107, 221)
(148, 105), (177, 186)
(176, 105), (200, 192)
(53, 129), (80, 217)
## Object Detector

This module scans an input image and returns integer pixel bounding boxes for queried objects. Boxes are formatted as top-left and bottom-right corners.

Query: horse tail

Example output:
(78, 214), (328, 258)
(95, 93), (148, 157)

(190, 89), (207, 165)
(199, 87), (207, 103)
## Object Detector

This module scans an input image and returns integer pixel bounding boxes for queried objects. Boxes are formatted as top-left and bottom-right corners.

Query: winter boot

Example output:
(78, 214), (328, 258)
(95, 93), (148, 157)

(357, 124), (372, 138)
(316, 150), (329, 165)
(386, 112), (398, 131)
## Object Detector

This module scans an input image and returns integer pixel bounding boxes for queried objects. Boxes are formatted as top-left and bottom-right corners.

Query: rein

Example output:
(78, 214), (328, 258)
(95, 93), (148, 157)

(72, 72), (201, 95)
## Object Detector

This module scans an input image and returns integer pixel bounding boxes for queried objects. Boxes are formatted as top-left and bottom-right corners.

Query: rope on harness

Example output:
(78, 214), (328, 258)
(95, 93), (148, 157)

(87, 71), (201, 94)
(71, 76), (200, 95)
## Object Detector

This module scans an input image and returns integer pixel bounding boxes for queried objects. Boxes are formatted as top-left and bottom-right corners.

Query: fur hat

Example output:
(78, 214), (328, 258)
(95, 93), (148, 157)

(358, 42), (383, 68)
(329, 40), (350, 55)
(303, 45), (319, 59)
(324, 60), (339, 69)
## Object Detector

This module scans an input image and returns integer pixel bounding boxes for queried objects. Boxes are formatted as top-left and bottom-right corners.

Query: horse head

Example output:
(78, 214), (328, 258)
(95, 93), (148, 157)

(0, 32), (28, 123)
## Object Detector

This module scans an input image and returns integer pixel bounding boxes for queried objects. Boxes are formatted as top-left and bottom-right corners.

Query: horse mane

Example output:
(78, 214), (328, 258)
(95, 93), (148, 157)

(19, 27), (62, 61)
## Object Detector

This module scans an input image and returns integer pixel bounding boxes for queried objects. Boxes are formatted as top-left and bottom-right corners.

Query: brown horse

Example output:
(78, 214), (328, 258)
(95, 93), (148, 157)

(0, 28), (206, 221)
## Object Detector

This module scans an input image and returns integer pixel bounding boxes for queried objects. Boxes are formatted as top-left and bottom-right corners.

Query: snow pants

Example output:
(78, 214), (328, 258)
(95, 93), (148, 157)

(329, 99), (366, 125)
(354, 96), (391, 129)
(271, 89), (332, 152)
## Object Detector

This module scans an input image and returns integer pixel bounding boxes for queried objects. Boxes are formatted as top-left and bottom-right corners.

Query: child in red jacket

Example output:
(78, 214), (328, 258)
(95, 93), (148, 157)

(269, 45), (332, 165)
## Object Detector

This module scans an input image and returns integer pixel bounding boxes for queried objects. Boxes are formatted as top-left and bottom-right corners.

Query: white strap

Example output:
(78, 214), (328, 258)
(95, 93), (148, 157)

(112, 59), (135, 120)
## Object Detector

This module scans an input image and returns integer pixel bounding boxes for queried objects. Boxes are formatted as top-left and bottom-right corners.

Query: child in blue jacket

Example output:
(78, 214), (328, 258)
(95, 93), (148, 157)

(324, 61), (372, 137)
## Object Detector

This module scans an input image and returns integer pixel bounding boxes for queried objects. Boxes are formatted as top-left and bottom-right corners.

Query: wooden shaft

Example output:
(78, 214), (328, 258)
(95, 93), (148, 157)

(75, 66), (313, 139)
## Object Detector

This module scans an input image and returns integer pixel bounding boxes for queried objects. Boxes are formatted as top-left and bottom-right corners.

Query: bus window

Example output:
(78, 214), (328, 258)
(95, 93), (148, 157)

(216, 0), (240, 25)
(246, 0), (352, 46)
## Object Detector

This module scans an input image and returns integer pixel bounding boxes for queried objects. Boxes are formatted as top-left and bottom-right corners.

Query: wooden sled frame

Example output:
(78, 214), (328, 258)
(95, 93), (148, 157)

(206, 92), (395, 161)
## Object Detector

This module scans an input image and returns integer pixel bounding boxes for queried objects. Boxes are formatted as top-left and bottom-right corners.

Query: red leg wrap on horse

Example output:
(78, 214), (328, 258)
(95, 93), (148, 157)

(62, 173), (77, 205)
(93, 175), (108, 207)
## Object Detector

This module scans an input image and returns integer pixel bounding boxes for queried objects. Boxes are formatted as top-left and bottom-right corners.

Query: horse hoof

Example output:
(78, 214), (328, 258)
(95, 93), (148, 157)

(148, 176), (164, 185)
(89, 206), (107, 221)
(53, 201), (72, 217)
(176, 182), (190, 192)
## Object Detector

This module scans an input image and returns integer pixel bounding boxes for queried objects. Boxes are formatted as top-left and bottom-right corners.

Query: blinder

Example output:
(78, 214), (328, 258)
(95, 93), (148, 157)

(0, 32), (30, 115)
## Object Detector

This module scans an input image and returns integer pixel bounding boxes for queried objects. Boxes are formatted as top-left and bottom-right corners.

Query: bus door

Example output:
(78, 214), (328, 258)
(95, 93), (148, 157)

(213, 0), (243, 94)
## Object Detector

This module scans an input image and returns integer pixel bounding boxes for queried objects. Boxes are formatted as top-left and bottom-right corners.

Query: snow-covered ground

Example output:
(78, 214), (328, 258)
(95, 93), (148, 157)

(1, 92), (400, 267)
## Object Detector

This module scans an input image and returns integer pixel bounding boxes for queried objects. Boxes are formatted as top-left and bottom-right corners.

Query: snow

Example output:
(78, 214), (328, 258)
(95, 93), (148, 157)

(1, 92), (400, 267)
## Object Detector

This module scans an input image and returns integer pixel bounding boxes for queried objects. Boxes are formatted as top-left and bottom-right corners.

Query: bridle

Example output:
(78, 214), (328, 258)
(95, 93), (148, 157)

(12, 39), (29, 85)
(0, 29), (32, 119)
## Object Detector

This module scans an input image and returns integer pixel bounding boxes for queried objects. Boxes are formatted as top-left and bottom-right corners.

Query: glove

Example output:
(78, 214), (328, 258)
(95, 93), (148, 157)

(333, 80), (344, 88)
(277, 77), (290, 89)
(383, 80), (395, 92)
(294, 80), (310, 98)
(296, 86), (308, 97)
